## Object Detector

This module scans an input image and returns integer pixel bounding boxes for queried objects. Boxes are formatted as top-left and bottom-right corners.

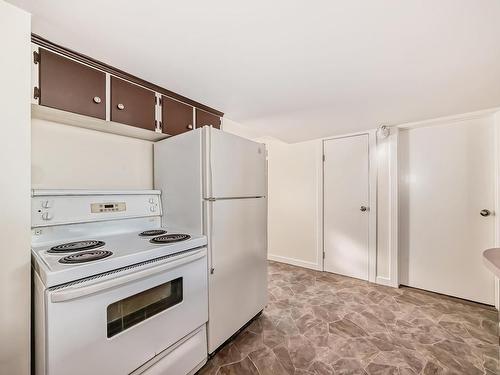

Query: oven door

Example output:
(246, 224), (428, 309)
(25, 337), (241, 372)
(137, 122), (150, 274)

(43, 248), (208, 375)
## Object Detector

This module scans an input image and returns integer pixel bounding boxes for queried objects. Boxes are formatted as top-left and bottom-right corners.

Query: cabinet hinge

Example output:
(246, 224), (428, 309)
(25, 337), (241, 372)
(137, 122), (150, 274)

(322, 154), (325, 162)
(155, 120), (162, 132)
(33, 87), (40, 100)
(33, 51), (40, 64)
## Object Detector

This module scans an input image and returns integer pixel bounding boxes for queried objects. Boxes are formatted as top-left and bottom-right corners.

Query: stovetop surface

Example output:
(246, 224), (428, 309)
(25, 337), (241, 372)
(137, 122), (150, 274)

(32, 227), (207, 288)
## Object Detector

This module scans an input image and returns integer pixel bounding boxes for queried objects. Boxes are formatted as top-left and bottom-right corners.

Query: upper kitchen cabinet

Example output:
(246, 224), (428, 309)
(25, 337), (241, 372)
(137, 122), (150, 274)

(111, 77), (156, 131)
(32, 36), (224, 140)
(196, 108), (221, 129)
(162, 96), (194, 136)
(38, 49), (106, 119)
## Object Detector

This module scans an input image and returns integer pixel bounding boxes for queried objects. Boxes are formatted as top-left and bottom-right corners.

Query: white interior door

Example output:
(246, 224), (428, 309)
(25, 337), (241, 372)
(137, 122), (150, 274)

(323, 135), (369, 280)
(399, 117), (496, 305)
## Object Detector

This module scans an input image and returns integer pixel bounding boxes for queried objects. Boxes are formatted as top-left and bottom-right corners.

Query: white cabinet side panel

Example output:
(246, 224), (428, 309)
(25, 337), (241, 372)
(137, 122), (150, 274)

(154, 129), (203, 233)
(0, 3), (31, 375)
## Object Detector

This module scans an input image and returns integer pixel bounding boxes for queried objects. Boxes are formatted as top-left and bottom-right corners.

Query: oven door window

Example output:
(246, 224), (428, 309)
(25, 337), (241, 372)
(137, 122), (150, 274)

(107, 277), (183, 338)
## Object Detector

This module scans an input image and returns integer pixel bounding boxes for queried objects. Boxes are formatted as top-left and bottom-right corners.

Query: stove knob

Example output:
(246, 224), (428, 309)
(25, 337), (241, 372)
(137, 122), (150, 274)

(150, 206), (156, 212)
(42, 200), (51, 208)
(149, 198), (154, 204)
(42, 212), (53, 221)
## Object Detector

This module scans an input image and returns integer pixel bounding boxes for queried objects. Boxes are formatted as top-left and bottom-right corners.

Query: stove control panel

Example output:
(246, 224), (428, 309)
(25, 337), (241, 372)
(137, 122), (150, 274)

(31, 190), (162, 227)
(91, 202), (126, 213)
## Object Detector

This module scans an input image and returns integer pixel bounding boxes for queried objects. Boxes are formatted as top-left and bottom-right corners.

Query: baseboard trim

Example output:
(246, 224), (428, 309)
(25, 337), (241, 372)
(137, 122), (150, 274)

(376, 276), (398, 288)
(268, 254), (321, 271)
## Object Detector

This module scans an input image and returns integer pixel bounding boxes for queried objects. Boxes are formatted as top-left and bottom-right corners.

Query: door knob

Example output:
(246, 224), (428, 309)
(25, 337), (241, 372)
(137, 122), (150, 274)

(117, 103), (125, 110)
(480, 209), (492, 217)
(360, 206), (369, 212)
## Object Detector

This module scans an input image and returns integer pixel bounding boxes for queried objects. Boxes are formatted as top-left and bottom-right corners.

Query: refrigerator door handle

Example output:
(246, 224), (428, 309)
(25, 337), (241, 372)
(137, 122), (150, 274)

(208, 126), (214, 199)
(204, 196), (265, 201)
(209, 201), (215, 274)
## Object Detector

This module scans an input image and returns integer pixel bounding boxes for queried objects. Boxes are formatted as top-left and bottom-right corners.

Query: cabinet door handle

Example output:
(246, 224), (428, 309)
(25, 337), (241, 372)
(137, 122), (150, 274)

(93, 96), (102, 104)
(117, 103), (125, 110)
(187, 124), (193, 130)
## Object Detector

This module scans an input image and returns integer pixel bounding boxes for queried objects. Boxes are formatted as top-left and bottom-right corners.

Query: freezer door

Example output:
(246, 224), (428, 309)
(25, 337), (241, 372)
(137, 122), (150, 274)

(205, 128), (267, 199)
(205, 197), (268, 353)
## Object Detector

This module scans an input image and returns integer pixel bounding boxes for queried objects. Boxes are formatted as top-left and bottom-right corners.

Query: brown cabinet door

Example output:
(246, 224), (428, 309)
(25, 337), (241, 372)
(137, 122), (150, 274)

(39, 49), (106, 119)
(111, 77), (156, 131)
(196, 108), (221, 129)
(161, 96), (194, 136)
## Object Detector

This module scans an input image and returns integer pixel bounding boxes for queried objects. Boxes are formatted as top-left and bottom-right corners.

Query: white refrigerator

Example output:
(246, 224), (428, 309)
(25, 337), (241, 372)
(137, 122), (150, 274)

(154, 126), (268, 354)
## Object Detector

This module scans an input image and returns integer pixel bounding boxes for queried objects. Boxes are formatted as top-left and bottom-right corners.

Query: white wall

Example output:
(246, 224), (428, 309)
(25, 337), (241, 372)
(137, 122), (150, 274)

(376, 136), (391, 278)
(267, 140), (322, 268)
(0, 2), (31, 374)
(222, 118), (269, 142)
(375, 129), (399, 286)
(32, 119), (153, 189)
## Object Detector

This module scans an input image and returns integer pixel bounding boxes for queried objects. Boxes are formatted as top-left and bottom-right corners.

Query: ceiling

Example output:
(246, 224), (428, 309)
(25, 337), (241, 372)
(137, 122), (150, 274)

(9, 0), (500, 142)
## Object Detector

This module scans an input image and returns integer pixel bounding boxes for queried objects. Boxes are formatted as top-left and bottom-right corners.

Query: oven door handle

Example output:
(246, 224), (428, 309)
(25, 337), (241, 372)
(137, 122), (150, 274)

(50, 248), (206, 303)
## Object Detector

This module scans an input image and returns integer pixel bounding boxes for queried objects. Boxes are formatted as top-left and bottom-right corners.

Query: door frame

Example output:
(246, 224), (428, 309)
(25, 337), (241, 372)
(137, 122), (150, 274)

(320, 131), (378, 283)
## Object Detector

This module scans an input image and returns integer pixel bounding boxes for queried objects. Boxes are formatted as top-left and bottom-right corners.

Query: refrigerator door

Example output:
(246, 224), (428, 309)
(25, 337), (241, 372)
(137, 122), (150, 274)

(205, 197), (267, 353)
(204, 127), (267, 199)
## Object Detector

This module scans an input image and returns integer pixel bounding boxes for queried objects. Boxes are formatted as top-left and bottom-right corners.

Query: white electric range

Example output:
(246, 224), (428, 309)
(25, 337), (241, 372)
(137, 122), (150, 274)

(32, 190), (208, 375)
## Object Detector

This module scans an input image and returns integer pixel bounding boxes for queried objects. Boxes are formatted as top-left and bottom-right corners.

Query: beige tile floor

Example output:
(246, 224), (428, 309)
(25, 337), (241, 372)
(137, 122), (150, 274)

(198, 261), (499, 374)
